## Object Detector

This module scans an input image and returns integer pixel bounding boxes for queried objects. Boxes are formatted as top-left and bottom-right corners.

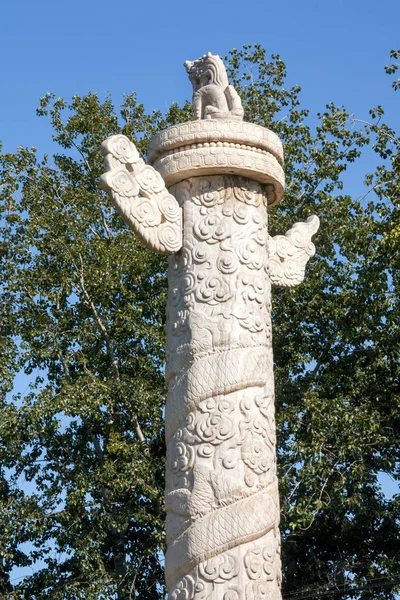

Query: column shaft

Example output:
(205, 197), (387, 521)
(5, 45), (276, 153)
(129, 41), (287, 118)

(165, 175), (282, 600)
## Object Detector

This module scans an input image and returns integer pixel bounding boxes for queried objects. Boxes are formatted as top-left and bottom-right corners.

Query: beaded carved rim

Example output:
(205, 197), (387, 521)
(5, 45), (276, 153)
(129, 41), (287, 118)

(148, 120), (285, 206)
(148, 119), (284, 165)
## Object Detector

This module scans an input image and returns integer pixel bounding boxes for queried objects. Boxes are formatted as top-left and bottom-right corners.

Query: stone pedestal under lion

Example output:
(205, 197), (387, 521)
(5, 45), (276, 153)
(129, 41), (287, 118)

(100, 52), (319, 600)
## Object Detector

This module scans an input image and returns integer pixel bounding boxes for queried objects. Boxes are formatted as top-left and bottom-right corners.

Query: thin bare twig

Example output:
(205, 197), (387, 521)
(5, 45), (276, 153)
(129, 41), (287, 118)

(76, 255), (148, 454)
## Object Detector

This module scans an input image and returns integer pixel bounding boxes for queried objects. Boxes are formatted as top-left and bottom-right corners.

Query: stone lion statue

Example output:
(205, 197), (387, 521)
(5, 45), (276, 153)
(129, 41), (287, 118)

(184, 53), (244, 121)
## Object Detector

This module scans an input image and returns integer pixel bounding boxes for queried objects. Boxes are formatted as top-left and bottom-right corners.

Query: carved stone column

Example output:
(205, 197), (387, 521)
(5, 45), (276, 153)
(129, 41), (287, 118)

(163, 174), (280, 600)
(100, 53), (319, 600)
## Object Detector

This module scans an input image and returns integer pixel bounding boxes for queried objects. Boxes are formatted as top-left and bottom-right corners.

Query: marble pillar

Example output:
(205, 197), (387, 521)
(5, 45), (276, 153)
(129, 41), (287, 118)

(100, 53), (319, 600)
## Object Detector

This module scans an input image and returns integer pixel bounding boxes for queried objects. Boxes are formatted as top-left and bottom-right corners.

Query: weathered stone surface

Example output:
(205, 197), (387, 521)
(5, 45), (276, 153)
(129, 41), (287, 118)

(100, 134), (182, 254)
(165, 175), (281, 599)
(100, 53), (319, 599)
(269, 215), (319, 288)
(184, 53), (244, 121)
(148, 120), (285, 206)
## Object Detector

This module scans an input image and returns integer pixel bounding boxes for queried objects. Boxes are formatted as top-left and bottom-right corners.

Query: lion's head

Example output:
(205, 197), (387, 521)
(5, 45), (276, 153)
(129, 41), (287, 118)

(184, 53), (229, 92)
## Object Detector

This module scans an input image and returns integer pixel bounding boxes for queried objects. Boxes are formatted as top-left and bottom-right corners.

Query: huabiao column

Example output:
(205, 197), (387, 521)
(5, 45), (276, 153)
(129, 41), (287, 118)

(100, 53), (319, 600)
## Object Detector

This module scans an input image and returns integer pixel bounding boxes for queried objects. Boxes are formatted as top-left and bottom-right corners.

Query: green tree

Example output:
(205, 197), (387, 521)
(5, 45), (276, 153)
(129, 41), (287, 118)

(0, 45), (398, 599)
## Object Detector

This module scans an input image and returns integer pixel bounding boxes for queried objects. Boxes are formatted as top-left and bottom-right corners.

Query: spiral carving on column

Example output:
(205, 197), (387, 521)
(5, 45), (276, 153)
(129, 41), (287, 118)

(100, 119), (319, 600)
(165, 176), (282, 599)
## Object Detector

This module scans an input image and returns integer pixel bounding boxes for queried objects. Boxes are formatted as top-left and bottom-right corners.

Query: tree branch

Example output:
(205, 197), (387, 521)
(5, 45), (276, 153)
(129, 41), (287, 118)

(77, 257), (148, 453)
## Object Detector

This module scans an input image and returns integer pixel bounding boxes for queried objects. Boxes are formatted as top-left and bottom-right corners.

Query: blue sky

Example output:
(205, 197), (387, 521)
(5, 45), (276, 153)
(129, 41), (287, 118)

(1, 0), (399, 156)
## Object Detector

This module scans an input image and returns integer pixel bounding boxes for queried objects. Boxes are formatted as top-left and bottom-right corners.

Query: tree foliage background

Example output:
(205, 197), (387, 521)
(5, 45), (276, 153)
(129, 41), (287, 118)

(0, 45), (399, 599)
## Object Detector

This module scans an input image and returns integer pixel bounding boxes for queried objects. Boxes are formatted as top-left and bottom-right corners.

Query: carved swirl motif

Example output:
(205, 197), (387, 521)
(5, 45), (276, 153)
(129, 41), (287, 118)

(103, 133), (140, 165)
(191, 396), (236, 446)
(159, 193), (182, 221)
(158, 224), (183, 255)
(165, 175), (281, 598)
(101, 119), (318, 600)
(193, 177), (226, 207)
(199, 553), (239, 582)
(244, 544), (277, 581)
(133, 197), (161, 227)
(196, 272), (233, 305)
(194, 214), (231, 244)
(100, 134), (182, 254)
(246, 580), (272, 600)
(238, 240), (264, 270)
(269, 215), (320, 287)
(223, 589), (241, 600)
(136, 164), (165, 193)
(170, 575), (195, 600)
(216, 251), (239, 274)
(169, 439), (195, 474)
(107, 168), (139, 196)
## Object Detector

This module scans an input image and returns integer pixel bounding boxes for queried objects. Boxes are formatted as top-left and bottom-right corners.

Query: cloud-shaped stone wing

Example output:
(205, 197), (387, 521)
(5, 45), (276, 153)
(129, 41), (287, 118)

(100, 135), (182, 255)
(269, 215), (320, 287)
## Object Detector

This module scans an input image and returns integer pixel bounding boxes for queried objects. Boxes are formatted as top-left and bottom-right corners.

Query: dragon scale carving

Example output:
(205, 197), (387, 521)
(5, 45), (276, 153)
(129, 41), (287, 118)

(165, 176), (282, 599)
(100, 53), (319, 600)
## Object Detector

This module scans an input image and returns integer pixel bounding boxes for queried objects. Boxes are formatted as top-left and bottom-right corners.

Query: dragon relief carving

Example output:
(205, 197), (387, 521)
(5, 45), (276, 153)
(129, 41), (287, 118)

(99, 53), (320, 600)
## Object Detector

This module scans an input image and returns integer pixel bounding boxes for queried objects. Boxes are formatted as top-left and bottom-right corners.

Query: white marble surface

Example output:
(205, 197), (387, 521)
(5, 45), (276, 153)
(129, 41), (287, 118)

(100, 54), (319, 599)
